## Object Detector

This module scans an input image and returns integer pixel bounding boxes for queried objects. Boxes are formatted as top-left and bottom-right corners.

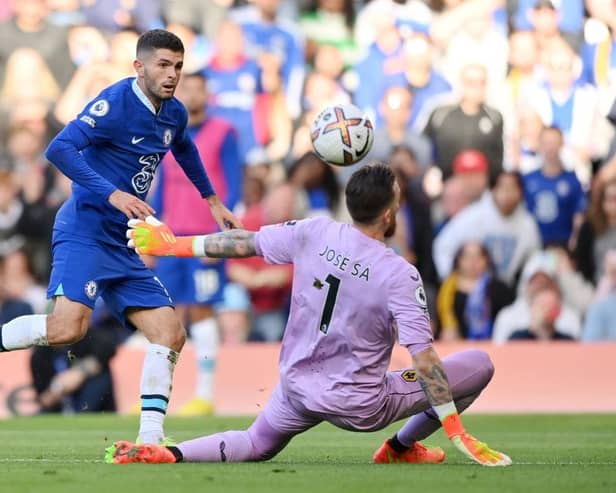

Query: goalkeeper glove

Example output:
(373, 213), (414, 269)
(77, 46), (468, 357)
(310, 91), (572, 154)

(436, 403), (512, 467)
(126, 216), (195, 257)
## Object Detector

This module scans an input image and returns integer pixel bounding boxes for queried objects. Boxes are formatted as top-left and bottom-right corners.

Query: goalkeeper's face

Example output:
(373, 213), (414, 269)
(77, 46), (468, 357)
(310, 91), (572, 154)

(140, 48), (184, 102)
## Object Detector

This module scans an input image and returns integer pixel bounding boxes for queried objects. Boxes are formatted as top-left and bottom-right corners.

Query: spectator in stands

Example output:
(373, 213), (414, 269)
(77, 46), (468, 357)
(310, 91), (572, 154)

(505, 30), (540, 113)
(451, 149), (490, 203)
(527, 39), (600, 175)
(434, 171), (541, 286)
(423, 63), (504, 183)
(525, 0), (583, 54)
(390, 33), (452, 130)
(537, 246), (595, 316)
(231, 0), (305, 119)
(67, 25), (109, 68)
(354, 0), (432, 51)
(163, 0), (231, 40)
(30, 302), (120, 413)
(574, 176), (616, 284)
(358, 86), (431, 172)
(6, 124), (58, 279)
(299, 0), (357, 66)
(433, 175), (474, 234)
(287, 152), (340, 218)
(493, 253), (583, 342)
(581, 0), (616, 119)
(2, 248), (47, 314)
(507, 105), (544, 173)
(512, 0), (584, 41)
(582, 249), (616, 341)
(108, 30), (141, 78)
(441, 6), (508, 104)
(0, 167), (26, 257)
(0, 48), (61, 106)
(353, 12), (404, 125)
(80, 0), (161, 35)
(166, 23), (210, 74)
(0, 253), (34, 324)
(507, 283), (575, 341)
(52, 60), (124, 126)
(437, 241), (514, 341)
(0, 0), (75, 89)
(522, 126), (586, 248)
(204, 20), (264, 164)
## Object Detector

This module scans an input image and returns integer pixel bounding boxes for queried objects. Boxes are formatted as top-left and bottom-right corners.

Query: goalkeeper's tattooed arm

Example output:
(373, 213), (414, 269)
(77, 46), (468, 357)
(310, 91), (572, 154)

(126, 217), (258, 258)
(412, 347), (454, 407)
(195, 230), (257, 258)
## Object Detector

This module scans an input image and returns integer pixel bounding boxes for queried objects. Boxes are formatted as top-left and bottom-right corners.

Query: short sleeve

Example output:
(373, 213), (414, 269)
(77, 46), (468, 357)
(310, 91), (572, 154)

(254, 217), (328, 265)
(388, 264), (433, 346)
(254, 219), (304, 265)
(73, 96), (119, 144)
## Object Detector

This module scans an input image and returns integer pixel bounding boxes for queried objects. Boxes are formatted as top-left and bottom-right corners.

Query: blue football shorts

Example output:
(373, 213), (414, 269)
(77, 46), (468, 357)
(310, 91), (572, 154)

(47, 230), (174, 328)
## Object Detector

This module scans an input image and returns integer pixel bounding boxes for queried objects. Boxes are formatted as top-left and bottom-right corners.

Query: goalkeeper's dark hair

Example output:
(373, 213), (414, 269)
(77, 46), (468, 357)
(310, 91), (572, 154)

(136, 29), (184, 57)
(345, 163), (396, 225)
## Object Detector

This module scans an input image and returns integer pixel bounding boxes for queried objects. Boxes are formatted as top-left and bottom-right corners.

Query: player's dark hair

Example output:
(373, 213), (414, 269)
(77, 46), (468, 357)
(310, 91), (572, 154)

(346, 163), (396, 224)
(136, 29), (184, 57)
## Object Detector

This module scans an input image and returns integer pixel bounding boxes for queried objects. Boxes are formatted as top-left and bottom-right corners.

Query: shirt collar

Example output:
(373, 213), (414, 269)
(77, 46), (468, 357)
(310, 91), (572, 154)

(132, 78), (158, 115)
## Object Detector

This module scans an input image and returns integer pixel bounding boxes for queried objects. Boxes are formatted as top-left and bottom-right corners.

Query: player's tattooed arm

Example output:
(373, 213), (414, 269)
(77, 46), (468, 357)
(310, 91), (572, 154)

(198, 230), (257, 258)
(412, 347), (454, 406)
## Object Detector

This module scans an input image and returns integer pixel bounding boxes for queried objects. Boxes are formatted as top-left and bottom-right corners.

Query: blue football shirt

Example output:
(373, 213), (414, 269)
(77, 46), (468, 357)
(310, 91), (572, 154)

(48, 77), (214, 246)
(523, 169), (586, 245)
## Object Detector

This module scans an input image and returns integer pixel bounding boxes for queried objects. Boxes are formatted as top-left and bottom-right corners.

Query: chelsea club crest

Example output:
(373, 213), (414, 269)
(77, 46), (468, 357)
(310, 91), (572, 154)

(163, 129), (172, 146)
(84, 280), (98, 299)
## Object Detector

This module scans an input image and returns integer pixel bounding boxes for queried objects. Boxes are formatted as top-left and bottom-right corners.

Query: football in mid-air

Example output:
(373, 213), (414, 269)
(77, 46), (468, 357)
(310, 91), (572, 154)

(310, 103), (374, 166)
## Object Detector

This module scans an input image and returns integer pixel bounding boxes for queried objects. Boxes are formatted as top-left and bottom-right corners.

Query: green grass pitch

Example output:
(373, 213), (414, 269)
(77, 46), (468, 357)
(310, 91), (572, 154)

(0, 414), (614, 493)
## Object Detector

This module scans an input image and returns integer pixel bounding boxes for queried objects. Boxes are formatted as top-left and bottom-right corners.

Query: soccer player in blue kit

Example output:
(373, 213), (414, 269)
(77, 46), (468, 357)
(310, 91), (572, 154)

(0, 29), (241, 444)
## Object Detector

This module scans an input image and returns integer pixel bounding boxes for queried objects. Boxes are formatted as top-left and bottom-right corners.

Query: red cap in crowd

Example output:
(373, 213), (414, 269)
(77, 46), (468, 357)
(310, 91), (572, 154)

(452, 149), (489, 174)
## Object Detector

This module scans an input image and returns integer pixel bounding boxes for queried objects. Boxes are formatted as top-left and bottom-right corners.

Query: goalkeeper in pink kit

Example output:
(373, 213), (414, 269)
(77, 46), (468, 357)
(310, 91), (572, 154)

(108, 164), (511, 467)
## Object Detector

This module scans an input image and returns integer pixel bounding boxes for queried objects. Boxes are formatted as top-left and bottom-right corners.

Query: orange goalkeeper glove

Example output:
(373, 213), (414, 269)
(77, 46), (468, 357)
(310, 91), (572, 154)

(438, 405), (512, 467)
(126, 216), (195, 257)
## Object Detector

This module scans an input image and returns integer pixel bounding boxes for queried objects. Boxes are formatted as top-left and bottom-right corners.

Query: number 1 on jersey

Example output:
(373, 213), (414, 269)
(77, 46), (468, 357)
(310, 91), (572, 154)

(319, 274), (340, 334)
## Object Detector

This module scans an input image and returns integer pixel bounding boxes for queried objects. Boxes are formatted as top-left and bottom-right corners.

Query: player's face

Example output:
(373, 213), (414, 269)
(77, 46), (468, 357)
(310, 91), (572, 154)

(384, 181), (401, 238)
(137, 48), (184, 102)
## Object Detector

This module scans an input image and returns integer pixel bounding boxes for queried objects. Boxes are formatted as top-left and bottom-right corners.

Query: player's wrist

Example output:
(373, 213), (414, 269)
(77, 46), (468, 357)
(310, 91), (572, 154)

(432, 401), (466, 439)
(205, 194), (221, 206)
(174, 236), (197, 257)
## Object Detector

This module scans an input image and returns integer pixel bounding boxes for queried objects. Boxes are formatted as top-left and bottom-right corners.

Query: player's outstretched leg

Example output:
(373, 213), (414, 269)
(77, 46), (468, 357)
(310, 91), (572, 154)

(107, 412), (293, 464)
(0, 315), (49, 352)
(0, 298), (91, 352)
(374, 349), (498, 464)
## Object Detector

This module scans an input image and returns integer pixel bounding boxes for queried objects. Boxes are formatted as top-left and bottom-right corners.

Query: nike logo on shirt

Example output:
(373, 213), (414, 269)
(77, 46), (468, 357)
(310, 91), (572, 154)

(131, 136), (144, 144)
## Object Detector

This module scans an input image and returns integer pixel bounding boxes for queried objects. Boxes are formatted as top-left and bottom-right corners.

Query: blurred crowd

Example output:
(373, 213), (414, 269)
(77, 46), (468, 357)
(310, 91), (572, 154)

(1, 0), (616, 354)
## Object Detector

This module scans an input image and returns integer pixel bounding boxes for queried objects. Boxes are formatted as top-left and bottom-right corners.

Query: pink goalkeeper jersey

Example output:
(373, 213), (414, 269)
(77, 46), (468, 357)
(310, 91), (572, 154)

(254, 216), (433, 416)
